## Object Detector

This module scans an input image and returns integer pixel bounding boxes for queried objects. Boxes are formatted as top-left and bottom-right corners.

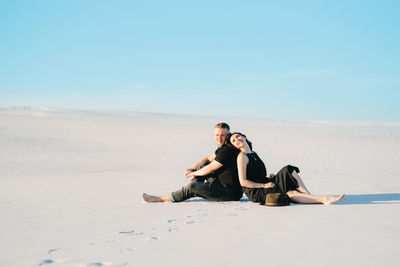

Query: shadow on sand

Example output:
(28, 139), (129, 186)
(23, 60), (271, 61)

(184, 198), (251, 203)
(182, 194), (400, 205)
(336, 193), (400, 205)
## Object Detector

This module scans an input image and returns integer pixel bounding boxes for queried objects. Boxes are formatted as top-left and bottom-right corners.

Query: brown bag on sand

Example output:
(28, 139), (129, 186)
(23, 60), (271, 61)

(264, 193), (290, 206)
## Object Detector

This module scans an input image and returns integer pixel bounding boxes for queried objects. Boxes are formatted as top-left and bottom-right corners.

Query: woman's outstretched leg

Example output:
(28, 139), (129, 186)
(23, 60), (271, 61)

(291, 171), (311, 194)
(287, 190), (345, 204)
(143, 193), (172, 203)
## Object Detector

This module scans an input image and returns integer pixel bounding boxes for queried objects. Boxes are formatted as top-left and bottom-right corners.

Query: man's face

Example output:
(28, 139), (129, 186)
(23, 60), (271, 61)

(214, 127), (229, 147)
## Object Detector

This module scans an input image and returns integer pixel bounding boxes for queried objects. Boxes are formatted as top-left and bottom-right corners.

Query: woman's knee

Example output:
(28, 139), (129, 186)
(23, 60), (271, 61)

(286, 190), (298, 198)
(282, 165), (299, 174)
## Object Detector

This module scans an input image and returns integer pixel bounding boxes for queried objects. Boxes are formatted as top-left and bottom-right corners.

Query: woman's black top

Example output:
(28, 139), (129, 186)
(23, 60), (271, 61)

(245, 152), (269, 183)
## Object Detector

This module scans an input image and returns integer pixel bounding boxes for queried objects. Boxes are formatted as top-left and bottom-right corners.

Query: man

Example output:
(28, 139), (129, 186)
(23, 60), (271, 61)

(185, 122), (230, 182)
(142, 122), (243, 203)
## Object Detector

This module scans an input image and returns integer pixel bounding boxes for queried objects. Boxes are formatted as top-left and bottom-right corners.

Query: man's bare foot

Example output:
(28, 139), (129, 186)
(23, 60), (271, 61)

(142, 193), (172, 203)
(143, 193), (162, 203)
(324, 194), (345, 205)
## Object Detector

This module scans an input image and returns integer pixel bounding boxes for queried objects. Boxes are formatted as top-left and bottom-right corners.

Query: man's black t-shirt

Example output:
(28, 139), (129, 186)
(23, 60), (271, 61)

(214, 145), (242, 200)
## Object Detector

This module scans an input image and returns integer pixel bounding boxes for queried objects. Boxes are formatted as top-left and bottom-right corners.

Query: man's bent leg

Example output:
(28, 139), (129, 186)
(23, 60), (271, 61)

(170, 182), (201, 202)
(192, 162), (217, 183)
(171, 181), (234, 202)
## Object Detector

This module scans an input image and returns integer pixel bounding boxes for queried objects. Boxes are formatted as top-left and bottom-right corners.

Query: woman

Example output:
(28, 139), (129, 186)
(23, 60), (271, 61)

(227, 132), (345, 205)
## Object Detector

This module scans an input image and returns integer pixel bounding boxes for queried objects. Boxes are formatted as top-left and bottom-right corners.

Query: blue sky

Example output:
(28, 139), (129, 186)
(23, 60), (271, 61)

(1, 0), (399, 121)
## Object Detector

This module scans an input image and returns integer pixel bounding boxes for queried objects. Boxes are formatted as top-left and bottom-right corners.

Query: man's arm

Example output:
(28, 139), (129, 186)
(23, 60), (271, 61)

(185, 153), (216, 176)
(187, 160), (222, 179)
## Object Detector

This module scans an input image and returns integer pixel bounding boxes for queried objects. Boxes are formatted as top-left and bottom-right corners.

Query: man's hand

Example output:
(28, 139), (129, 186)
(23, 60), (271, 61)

(187, 173), (196, 180)
(186, 160), (222, 179)
(185, 168), (195, 177)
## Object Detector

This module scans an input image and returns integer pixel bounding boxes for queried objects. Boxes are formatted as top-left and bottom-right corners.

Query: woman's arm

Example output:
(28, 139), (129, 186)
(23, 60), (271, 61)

(237, 152), (274, 189)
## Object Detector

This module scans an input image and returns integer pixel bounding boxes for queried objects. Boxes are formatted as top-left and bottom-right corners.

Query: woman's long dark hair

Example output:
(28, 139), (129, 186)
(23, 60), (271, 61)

(225, 132), (253, 150)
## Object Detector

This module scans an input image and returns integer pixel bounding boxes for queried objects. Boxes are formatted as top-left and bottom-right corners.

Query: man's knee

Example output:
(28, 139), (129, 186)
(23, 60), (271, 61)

(194, 161), (215, 183)
(186, 181), (204, 192)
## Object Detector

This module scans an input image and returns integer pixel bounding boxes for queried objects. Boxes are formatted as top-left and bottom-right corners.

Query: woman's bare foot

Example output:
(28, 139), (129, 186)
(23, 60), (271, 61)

(142, 193), (171, 203)
(324, 194), (345, 205)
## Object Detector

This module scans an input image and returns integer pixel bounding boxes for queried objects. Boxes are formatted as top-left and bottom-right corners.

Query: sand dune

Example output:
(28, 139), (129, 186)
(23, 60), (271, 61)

(1, 108), (399, 267)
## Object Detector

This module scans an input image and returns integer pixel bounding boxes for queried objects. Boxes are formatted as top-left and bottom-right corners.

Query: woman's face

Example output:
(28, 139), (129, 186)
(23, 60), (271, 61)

(230, 133), (246, 149)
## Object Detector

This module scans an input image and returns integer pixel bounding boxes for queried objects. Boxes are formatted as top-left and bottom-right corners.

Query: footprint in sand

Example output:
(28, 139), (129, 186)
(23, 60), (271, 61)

(39, 259), (54, 265)
(118, 230), (144, 236)
(39, 258), (72, 265)
(235, 206), (250, 211)
(195, 209), (209, 217)
(145, 236), (162, 241)
(120, 248), (135, 254)
(168, 226), (179, 233)
(47, 249), (59, 254)
(87, 262), (128, 267)
(47, 248), (69, 254)
(184, 215), (199, 224)
(118, 230), (135, 235)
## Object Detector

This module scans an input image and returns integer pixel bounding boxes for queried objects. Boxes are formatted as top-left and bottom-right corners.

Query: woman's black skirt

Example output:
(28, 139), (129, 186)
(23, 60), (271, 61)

(243, 165), (300, 204)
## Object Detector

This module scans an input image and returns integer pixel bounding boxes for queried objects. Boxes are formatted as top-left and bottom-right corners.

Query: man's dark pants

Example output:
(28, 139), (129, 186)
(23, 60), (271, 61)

(170, 162), (235, 202)
(170, 180), (235, 202)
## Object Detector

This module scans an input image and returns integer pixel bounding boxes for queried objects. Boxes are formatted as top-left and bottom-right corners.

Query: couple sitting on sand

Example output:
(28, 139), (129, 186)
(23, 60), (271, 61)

(143, 123), (344, 206)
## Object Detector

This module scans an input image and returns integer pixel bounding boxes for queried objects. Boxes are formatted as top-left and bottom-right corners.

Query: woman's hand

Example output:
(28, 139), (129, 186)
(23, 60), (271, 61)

(262, 182), (275, 189)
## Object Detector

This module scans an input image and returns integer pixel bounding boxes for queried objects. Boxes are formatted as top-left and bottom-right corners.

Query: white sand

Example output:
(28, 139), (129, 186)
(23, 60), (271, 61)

(1, 107), (399, 267)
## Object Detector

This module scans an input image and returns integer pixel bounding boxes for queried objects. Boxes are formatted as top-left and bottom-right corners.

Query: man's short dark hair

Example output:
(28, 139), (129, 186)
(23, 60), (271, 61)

(215, 122), (230, 131)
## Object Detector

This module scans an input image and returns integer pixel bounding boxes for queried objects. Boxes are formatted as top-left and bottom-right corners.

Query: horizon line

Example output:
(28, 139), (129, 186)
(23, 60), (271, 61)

(1, 105), (400, 126)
